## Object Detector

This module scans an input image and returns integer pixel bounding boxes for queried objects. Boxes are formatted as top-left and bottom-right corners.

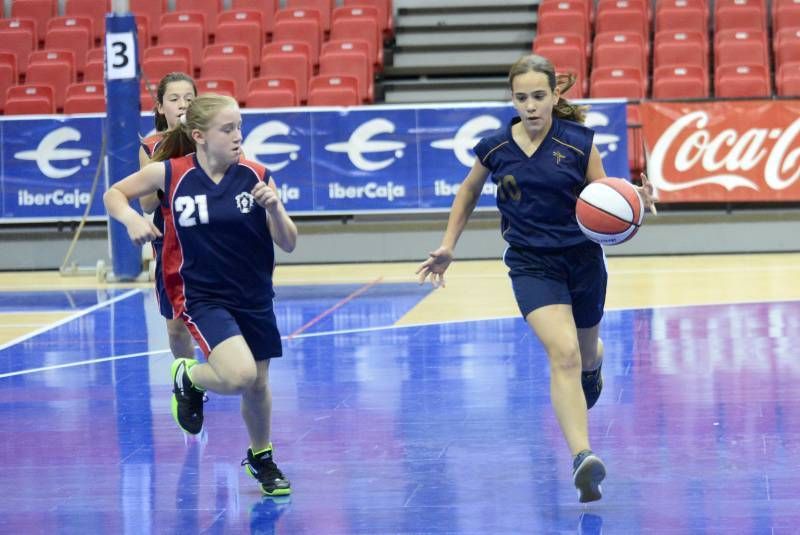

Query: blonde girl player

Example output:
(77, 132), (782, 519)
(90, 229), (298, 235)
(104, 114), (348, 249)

(416, 54), (656, 502)
(139, 72), (198, 364)
(104, 95), (298, 496)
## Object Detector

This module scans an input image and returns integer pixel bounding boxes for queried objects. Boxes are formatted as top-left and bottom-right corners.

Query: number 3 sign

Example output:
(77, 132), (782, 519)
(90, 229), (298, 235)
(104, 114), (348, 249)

(105, 32), (136, 80)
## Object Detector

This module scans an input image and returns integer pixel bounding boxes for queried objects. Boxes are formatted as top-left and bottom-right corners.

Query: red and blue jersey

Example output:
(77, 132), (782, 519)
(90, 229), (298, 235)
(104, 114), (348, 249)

(474, 116), (595, 250)
(160, 154), (276, 313)
(141, 133), (166, 241)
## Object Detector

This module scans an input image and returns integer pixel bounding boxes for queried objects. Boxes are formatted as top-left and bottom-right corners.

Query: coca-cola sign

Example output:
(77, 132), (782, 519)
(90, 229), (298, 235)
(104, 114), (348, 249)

(639, 100), (800, 202)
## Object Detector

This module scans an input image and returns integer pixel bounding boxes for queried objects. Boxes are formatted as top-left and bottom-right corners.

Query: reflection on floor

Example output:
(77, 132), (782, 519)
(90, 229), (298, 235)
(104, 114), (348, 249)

(1, 258), (799, 534)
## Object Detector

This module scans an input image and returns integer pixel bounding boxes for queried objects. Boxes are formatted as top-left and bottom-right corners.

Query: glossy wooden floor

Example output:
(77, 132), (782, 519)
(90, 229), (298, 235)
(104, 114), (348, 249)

(1, 253), (799, 534)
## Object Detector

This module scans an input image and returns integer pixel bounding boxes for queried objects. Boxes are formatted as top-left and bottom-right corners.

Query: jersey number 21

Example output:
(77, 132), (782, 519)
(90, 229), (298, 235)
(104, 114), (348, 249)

(175, 195), (209, 227)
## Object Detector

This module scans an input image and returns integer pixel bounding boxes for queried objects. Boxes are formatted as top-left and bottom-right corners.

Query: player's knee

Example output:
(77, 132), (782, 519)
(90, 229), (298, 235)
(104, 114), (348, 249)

(548, 342), (582, 374)
(225, 367), (258, 392)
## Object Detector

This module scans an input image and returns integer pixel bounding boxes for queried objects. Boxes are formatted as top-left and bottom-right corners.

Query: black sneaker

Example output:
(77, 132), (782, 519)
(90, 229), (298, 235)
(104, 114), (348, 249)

(242, 445), (292, 496)
(582, 363), (603, 410)
(170, 358), (205, 435)
(572, 450), (606, 503)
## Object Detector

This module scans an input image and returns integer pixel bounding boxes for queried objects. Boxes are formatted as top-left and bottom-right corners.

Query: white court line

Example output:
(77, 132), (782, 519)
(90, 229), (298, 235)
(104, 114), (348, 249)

(0, 295), (798, 379)
(0, 288), (142, 353)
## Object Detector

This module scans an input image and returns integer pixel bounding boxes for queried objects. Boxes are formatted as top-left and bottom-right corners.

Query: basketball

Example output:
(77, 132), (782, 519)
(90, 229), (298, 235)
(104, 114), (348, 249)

(576, 178), (644, 245)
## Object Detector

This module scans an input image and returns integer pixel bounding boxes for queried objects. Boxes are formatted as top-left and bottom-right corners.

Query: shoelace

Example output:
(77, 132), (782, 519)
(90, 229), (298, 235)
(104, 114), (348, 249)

(242, 454), (285, 481)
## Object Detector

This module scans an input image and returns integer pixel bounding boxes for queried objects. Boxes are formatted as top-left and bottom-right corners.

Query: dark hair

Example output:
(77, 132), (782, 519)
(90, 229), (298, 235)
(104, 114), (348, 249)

(152, 94), (238, 162)
(153, 72), (197, 131)
(508, 54), (587, 124)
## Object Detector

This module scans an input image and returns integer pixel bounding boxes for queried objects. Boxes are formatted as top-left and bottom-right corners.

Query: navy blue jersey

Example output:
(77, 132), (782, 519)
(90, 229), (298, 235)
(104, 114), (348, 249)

(161, 154), (276, 311)
(474, 116), (595, 249)
(141, 133), (166, 242)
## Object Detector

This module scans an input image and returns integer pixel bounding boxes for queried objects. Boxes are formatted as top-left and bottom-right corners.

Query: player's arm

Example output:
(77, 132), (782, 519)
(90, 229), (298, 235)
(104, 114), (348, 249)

(138, 146), (161, 214)
(416, 160), (490, 286)
(251, 178), (297, 253)
(103, 162), (167, 245)
(585, 145), (607, 182)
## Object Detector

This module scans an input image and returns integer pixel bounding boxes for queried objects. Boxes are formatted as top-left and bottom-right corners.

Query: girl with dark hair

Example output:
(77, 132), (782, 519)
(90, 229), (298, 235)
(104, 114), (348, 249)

(105, 94), (297, 497)
(417, 54), (656, 503)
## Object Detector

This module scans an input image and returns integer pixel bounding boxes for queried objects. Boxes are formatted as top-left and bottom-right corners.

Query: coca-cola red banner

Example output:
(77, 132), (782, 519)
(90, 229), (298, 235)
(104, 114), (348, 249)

(639, 100), (800, 202)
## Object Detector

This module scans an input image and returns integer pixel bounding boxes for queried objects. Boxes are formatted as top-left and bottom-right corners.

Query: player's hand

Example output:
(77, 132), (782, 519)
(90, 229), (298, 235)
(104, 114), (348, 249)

(416, 246), (454, 288)
(127, 216), (161, 246)
(252, 181), (280, 213)
(635, 172), (658, 215)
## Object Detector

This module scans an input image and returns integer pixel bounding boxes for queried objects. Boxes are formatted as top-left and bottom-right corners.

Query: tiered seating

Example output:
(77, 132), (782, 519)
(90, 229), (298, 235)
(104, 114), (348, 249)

(64, 81), (105, 113)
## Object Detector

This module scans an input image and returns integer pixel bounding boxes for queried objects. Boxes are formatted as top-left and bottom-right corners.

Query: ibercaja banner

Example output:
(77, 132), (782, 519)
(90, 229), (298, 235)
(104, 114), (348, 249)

(639, 99), (800, 202)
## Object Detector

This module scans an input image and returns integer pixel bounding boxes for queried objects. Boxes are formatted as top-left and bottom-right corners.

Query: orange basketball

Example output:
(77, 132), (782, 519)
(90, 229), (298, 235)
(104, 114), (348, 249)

(576, 178), (644, 245)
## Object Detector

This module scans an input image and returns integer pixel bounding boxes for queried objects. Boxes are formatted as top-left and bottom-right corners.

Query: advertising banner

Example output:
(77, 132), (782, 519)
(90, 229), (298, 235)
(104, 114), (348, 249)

(0, 100), (629, 221)
(640, 100), (800, 202)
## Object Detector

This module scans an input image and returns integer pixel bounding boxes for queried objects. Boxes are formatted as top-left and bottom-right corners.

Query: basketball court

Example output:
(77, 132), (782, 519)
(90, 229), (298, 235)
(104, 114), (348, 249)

(1, 254), (799, 533)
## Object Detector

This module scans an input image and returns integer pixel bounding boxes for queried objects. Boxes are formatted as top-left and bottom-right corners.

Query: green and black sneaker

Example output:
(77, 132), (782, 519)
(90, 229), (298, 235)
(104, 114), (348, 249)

(242, 444), (292, 496)
(170, 357), (205, 435)
(582, 363), (603, 410)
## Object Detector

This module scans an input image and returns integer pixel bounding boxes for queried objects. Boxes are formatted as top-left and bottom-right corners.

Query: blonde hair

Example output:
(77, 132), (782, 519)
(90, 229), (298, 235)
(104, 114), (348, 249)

(508, 54), (587, 124)
(151, 94), (239, 162)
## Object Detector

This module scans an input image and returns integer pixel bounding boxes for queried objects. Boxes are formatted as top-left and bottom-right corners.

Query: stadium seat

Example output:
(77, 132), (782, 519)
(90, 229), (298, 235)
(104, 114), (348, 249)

(654, 35), (708, 70)
(715, 5), (765, 32)
(590, 66), (646, 98)
(592, 32), (648, 76)
(652, 65), (708, 98)
(715, 64), (770, 97)
(287, 0), (333, 34)
(142, 46), (192, 83)
(531, 42), (587, 96)
(64, 0), (109, 43)
(329, 10), (383, 69)
(201, 45), (251, 103)
(0, 18), (38, 51)
(595, 7), (649, 41)
(175, 0), (221, 36)
(44, 25), (91, 75)
(714, 30), (768, 68)
(26, 49), (76, 110)
(261, 41), (312, 99)
(130, 0), (166, 41)
(64, 82), (105, 113)
(195, 78), (237, 99)
(322, 39), (373, 67)
(343, 0), (394, 39)
(215, 10), (264, 71)
(537, 1), (591, 41)
(11, 0), (57, 45)
(533, 33), (589, 61)
(231, 0), (279, 39)
(775, 38), (800, 71)
(158, 13), (206, 73)
(4, 83), (55, 114)
(0, 58), (17, 113)
(772, 3), (800, 33)
(246, 77), (299, 107)
(307, 74), (360, 105)
(777, 62), (800, 96)
(0, 25), (36, 76)
(319, 51), (374, 103)
(655, 5), (707, 34)
(272, 18), (321, 68)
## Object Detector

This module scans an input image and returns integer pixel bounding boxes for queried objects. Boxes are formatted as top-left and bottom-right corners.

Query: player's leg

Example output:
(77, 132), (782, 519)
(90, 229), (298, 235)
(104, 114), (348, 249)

(577, 325), (603, 409)
(525, 303), (589, 455)
(166, 317), (196, 359)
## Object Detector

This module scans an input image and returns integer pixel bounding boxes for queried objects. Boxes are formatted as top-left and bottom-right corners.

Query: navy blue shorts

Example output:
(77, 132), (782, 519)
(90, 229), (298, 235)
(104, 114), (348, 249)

(503, 241), (607, 328)
(152, 240), (175, 320)
(181, 301), (283, 360)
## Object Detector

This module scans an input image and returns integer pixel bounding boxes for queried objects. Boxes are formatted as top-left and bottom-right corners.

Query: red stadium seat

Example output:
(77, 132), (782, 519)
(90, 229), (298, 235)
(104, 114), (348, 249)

(246, 76), (299, 107)
(307, 74), (360, 105)
(0, 18), (38, 50)
(0, 59), (17, 113)
(26, 49), (76, 110)
(215, 11), (264, 70)
(772, 3), (800, 33)
(329, 11), (383, 69)
(531, 42), (587, 96)
(595, 7), (649, 40)
(276, 7), (323, 43)
(64, 0), (109, 43)
(653, 65), (708, 98)
(343, 0), (394, 39)
(175, 0), (221, 35)
(272, 18), (321, 67)
(715, 5), (765, 32)
(195, 78), (237, 99)
(231, 0), (279, 38)
(11, 0), (57, 45)
(715, 64), (770, 97)
(592, 32), (647, 76)
(714, 31), (768, 68)
(538, 1), (591, 41)
(201, 45), (251, 103)
(158, 13), (206, 73)
(142, 46), (192, 83)
(590, 66), (646, 98)
(777, 62), (800, 96)
(130, 0), (166, 41)
(319, 51), (373, 102)
(64, 82), (105, 113)
(775, 38), (800, 71)
(655, 5), (707, 34)
(287, 0), (333, 33)
(44, 26), (91, 75)
(654, 35), (707, 70)
(0, 25), (35, 76)
(533, 33), (589, 61)
(4, 83), (55, 114)
(260, 51), (310, 103)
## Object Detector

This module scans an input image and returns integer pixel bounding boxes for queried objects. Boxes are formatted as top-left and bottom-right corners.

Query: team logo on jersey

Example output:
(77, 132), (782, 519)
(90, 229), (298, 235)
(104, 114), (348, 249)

(324, 118), (406, 171)
(14, 127), (92, 179)
(553, 150), (566, 165)
(430, 115), (503, 167)
(583, 112), (621, 158)
(241, 121), (301, 171)
(235, 192), (256, 213)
